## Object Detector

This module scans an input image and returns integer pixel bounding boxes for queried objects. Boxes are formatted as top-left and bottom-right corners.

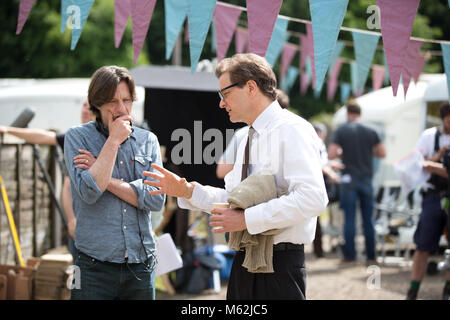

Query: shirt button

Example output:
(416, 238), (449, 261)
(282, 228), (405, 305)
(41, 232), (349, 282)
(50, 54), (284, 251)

(123, 209), (127, 213)
(123, 226), (127, 230)
(120, 161), (123, 164)
(120, 178), (124, 181)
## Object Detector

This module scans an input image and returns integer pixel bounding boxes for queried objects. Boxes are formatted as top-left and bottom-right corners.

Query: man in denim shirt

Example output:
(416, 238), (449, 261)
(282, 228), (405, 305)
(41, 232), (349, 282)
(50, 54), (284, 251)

(64, 66), (165, 300)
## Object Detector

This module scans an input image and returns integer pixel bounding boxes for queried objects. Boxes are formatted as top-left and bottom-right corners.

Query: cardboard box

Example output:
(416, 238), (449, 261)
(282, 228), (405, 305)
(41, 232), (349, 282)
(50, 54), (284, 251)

(0, 264), (35, 300)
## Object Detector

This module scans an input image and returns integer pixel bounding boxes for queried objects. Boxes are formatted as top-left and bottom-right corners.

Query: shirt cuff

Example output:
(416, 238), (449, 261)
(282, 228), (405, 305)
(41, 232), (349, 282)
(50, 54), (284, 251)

(244, 204), (267, 235)
(177, 183), (213, 213)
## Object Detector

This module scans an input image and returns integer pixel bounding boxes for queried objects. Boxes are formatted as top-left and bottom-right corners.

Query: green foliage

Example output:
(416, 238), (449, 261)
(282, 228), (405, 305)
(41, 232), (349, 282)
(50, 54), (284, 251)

(0, 0), (147, 78)
(0, 0), (447, 119)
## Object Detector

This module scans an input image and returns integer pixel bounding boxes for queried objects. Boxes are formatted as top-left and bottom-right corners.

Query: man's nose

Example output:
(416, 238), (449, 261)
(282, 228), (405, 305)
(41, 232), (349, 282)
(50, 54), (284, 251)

(219, 99), (226, 109)
(115, 100), (128, 113)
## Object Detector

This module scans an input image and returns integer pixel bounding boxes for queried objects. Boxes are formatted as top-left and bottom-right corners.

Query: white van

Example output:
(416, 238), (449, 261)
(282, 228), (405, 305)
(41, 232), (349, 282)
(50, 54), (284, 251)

(0, 78), (145, 133)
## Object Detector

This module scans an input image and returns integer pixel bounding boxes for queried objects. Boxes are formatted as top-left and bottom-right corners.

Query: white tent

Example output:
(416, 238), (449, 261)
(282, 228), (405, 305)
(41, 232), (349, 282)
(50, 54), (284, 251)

(332, 73), (448, 189)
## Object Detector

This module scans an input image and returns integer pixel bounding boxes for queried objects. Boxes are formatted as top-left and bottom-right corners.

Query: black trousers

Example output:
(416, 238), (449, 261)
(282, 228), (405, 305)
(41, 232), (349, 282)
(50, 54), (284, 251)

(226, 245), (306, 300)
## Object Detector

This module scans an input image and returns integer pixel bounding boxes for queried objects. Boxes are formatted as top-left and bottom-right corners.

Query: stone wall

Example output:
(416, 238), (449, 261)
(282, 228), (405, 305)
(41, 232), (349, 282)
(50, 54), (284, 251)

(0, 139), (63, 265)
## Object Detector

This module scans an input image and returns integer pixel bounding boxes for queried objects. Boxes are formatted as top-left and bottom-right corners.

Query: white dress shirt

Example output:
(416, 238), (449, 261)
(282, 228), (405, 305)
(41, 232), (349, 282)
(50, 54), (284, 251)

(178, 100), (329, 244)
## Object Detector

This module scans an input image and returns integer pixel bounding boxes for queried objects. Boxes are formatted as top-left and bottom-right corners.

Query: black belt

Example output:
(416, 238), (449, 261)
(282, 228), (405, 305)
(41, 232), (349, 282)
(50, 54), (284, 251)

(239, 242), (304, 252)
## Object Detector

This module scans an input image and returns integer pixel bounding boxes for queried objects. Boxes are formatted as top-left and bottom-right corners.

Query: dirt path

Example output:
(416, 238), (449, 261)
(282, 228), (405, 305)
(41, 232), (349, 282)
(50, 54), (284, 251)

(157, 243), (448, 300)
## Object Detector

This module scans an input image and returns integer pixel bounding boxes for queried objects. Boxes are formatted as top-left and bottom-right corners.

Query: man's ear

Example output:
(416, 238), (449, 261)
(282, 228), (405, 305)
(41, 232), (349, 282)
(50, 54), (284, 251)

(246, 80), (258, 97)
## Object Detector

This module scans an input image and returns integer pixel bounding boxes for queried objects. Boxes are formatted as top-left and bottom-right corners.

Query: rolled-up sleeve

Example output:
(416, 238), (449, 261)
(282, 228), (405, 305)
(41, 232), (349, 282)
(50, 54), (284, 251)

(130, 133), (165, 212)
(64, 128), (103, 204)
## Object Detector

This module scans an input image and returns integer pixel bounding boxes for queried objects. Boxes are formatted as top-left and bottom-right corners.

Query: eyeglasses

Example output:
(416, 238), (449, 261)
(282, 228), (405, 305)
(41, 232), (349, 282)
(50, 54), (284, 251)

(218, 82), (240, 101)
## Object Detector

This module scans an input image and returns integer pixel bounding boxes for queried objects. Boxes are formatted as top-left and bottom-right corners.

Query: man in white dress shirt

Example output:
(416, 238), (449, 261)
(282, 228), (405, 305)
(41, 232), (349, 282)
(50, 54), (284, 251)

(143, 53), (328, 299)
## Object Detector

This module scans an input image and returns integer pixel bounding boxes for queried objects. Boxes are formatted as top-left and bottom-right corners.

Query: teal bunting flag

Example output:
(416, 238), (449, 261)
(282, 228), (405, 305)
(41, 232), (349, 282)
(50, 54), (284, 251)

(352, 31), (380, 93)
(265, 17), (289, 67)
(165, 0), (188, 60)
(280, 66), (299, 93)
(61, 0), (95, 50)
(187, 0), (217, 73)
(441, 43), (450, 103)
(309, 0), (349, 92)
(340, 82), (351, 105)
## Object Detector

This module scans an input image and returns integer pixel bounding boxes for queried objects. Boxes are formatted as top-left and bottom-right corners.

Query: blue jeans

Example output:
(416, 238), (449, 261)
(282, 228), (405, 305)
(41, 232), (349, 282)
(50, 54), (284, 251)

(339, 176), (376, 260)
(70, 252), (155, 300)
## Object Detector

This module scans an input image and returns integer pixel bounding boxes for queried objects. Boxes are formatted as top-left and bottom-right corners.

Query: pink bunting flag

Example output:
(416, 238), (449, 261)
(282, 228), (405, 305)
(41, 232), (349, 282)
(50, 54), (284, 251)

(327, 58), (343, 102)
(114, 0), (131, 48)
(184, 19), (189, 44)
(401, 39), (423, 97)
(280, 43), (298, 80)
(235, 27), (248, 53)
(131, 0), (157, 64)
(376, 0), (420, 96)
(246, 0), (283, 57)
(300, 72), (310, 95)
(299, 34), (309, 71)
(213, 3), (243, 61)
(306, 22), (317, 89)
(412, 54), (426, 83)
(16, 0), (36, 35)
(372, 65), (386, 91)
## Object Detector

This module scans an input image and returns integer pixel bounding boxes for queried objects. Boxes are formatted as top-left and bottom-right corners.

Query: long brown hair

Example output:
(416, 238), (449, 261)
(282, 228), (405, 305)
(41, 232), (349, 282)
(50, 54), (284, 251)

(88, 66), (136, 118)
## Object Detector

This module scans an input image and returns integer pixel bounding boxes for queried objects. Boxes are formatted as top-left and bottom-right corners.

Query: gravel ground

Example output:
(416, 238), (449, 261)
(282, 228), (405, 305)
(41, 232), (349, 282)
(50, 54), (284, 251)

(156, 241), (448, 300)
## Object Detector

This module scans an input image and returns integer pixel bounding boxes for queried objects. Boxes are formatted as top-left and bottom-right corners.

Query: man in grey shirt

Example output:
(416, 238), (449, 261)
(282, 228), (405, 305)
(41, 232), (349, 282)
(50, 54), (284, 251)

(64, 66), (165, 300)
(328, 101), (385, 265)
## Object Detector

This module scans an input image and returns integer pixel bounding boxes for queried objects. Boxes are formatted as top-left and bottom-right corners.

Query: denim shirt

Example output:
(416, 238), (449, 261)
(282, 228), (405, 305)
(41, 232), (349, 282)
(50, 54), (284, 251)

(64, 121), (165, 263)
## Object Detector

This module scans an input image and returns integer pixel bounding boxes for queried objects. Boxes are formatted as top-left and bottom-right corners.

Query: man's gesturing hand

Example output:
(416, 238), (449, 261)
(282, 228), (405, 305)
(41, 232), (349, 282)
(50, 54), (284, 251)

(143, 163), (194, 199)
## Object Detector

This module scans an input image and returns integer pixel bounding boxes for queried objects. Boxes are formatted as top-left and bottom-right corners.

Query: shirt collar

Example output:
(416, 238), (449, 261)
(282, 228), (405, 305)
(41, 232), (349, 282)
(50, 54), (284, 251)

(251, 100), (281, 134)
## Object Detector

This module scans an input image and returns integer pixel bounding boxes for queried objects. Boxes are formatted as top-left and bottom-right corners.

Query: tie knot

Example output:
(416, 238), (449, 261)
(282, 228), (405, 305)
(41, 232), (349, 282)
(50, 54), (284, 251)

(248, 126), (255, 137)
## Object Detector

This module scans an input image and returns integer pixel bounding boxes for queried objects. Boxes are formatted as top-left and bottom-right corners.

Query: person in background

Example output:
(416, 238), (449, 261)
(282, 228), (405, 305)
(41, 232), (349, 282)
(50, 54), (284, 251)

(216, 88), (290, 179)
(328, 101), (386, 265)
(312, 122), (342, 258)
(406, 102), (450, 300)
(0, 100), (92, 260)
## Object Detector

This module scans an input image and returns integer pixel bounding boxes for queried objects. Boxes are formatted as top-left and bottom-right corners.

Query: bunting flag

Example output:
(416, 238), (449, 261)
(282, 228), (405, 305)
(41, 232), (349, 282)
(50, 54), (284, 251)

(448, 0), (450, 8)
(372, 65), (386, 91)
(235, 27), (249, 53)
(280, 42), (298, 80)
(131, 0), (157, 64)
(187, 0), (217, 73)
(412, 54), (426, 83)
(376, 0), (421, 96)
(309, 0), (349, 92)
(442, 43), (450, 103)
(246, 0), (283, 57)
(401, 40), (422, 97)
(280, 66), (299, 93)
(60, 0), (95, 50)
(299, 34), (309, 71)
(350, 60), (359, 96)
(114, 0), (131, 48)
(16, 0), (36, 35)
(306, 22), (317, 89)
(184, 19), (189, 44)
(211, 20), (217, 53)
(383, 52), (390, 86)
(213, 3), (242, 62)
(340, 82), (351, 105)
(352, 31), (380, 94)
(165, 0), (188, 60)
(328, 40), (345, 74)
(327, 58), (343, 102)
(265, 17), (289, 67)
(301, 56), (313, 95)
